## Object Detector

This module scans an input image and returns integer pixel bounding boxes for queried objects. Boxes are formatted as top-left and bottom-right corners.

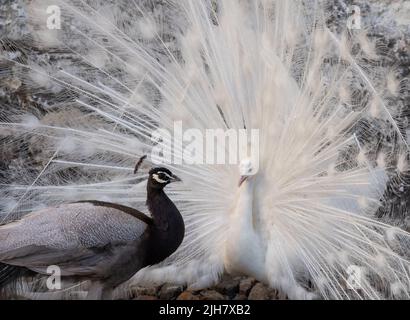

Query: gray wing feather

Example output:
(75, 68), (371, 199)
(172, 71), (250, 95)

(0, 203), (148, 275)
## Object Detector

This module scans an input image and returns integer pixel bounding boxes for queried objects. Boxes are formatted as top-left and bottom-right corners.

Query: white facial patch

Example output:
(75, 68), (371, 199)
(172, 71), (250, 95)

(152, 171), (172, 184)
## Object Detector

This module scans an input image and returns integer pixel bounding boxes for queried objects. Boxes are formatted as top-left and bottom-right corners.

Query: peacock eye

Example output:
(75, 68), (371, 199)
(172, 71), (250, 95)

(158, 172), (169, 181)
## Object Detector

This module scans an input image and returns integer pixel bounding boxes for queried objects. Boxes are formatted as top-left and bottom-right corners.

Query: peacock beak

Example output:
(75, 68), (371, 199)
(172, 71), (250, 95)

(238, 175), (248, 187)
(170, 174), (182, 183)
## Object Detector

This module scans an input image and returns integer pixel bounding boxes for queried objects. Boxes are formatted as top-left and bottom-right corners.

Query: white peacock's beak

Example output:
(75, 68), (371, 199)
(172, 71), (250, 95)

(238, 175), (248, 187)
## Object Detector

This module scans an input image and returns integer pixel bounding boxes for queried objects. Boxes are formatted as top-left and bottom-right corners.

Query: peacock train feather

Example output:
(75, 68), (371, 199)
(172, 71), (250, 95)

(0, 0), (409, 299)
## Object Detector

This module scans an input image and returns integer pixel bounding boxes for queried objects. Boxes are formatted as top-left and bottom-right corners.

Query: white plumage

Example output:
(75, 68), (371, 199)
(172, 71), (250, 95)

(224, 160), (267, 288)
(1, 0), (410, 299)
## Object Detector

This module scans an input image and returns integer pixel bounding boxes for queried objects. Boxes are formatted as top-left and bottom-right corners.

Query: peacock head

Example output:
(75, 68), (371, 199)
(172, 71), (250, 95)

(238, 158), (257, 186)
(148, 167), (181, 189)
(134, 155), (181, 190)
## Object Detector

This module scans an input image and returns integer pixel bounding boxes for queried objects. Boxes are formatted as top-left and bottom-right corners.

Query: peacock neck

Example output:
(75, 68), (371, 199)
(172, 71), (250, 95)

(145, 186), (185, 266)
(234, 178), (255, 220)
(146, 188), (169, 229)
(224, 176), (266, 280)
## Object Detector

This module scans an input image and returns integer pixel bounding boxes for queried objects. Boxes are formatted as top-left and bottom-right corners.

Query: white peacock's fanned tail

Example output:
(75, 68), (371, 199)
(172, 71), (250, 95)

(1, 0), (409, 299)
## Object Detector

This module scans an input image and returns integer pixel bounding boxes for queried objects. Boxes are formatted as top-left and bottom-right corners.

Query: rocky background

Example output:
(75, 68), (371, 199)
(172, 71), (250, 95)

(128, 276), (288, 300)
(0, 0), (409, 300)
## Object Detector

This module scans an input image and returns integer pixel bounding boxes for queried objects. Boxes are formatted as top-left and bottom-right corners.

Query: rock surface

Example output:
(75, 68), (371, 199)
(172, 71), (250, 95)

(248, 283), (272, 300)
(213, 275), (241, 299)
(199, 290), (226, 300)
(158, 284), (184, 300)
(124, 275), (289, 300)
(177, 291), (201, 300)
